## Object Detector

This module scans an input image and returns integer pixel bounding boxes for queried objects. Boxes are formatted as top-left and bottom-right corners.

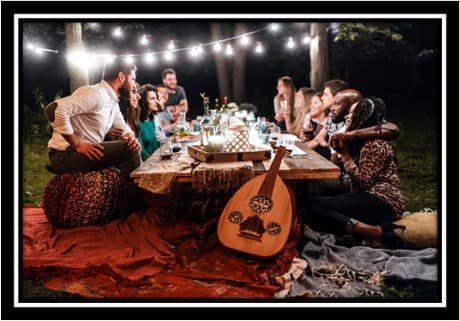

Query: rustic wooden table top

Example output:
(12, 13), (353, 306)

(130, 141), (340, 184)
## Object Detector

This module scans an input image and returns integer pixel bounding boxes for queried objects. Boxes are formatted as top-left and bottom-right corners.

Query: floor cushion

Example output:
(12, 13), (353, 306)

(43, 168), (128, 228)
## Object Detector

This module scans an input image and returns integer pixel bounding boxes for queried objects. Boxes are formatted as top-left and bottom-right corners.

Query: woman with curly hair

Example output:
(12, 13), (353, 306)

(304, 97), (404, 248)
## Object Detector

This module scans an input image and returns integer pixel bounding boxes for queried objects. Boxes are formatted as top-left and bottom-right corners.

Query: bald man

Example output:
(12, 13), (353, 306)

(305, 89), (399, 154)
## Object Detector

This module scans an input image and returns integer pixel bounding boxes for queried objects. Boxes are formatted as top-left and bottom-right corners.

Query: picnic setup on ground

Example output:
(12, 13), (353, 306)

(20, 19), (441, 303)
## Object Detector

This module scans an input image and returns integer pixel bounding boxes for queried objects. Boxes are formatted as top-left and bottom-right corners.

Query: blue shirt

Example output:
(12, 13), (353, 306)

(139, 118), (159, 159)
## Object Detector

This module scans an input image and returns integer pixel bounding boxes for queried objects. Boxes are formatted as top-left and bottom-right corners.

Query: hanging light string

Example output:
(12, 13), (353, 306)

(131, 25), (270, 57)
(25, 22), (320, 62)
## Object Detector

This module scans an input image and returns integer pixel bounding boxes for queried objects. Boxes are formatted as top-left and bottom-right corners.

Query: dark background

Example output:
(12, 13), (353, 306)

(21, 20), (441, 120)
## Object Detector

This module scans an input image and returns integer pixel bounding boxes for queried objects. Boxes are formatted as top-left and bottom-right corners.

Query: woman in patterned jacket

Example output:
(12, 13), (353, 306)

(304, 97), (404, 248)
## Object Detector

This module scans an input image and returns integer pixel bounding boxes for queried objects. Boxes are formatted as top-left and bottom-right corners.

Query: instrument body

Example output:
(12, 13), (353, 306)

(217, 146), (293, 258)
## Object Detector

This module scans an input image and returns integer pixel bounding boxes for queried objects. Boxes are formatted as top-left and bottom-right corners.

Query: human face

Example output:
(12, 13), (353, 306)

(129, 86), (140, 108)
(163, 73), (177, 90)
(330, 93), (349, 123)
(321, 87), (334, 109)
(121, 70), (137, 95)
(146, 90), (159, 113)
(157, 87), (169, 104)
(344, 102), (357, 130)
(310, 96), (323, 117)
(294, 91), (305, 109)
(276, 80), (286, 95)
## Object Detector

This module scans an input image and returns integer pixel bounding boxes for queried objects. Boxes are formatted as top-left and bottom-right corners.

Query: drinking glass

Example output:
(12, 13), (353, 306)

(269, 126), (281, 145)
(159, 138), (173, 160)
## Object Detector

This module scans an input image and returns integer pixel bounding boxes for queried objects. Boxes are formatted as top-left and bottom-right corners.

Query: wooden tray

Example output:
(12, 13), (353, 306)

(187, 145), (272, 163)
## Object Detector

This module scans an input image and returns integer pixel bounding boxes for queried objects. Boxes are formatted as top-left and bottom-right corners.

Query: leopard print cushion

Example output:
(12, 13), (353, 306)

(43, 168), (128, 228)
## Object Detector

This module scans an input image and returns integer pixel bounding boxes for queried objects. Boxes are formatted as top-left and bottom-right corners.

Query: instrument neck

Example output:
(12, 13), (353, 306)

(258, 146), (286, 197)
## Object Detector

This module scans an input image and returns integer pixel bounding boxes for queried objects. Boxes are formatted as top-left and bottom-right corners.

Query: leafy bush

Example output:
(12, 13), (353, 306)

(23, 88), (55, 144)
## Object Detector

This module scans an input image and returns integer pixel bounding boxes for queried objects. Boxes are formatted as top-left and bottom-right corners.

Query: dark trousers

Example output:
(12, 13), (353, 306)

(304, 190), (397, 235)
(48, 140), (141, 205)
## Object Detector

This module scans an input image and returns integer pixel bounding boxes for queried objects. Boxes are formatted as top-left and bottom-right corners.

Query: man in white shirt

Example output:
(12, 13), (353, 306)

(45, 58), (142, 210)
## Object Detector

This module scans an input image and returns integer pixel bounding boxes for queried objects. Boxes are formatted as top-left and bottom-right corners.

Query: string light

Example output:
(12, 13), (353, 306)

(140, 34), (148, 45)
(269, 23), (280, 31)
(113, 26), (122, 37)
(213, 42), (222, 52)
(144, 53), (155, 64)
(240, 34), (250, 46)
(255, 41), (264, 54)
(164, 51), (174, 61)
(27, 23), (322, 64)
(286, 37), (296, 49)
(302, 35), (311, 45)
(225, 44), (233, 56)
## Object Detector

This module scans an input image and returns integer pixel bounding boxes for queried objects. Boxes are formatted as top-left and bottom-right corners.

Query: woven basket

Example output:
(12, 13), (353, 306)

(43, 168), (128, 228)
(224, 125), (251, 152)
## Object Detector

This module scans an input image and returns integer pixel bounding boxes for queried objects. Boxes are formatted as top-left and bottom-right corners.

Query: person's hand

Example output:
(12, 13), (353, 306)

(330, 133), (347, 154)
(109, 127), (124, 138)
(74, 141), (104, 161)
(301, 126), (314, 141)
(274, 112), (284, 122)
(122, 133), (141, 153)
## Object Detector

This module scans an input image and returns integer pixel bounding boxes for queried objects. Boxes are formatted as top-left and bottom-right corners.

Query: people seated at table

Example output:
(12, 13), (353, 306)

(107, 81), (141, 140)
(300, 92), (330, 159)
(156, 84), (178, 136)
(44, 58), (142, 211)
(273, 75), (296, 132)
(289, 87), (316, 138)
(139, 84), (167, 161)
(303, 97), (404, 248)
(162, 68), (189, 113)
(304, 79), (350, 151)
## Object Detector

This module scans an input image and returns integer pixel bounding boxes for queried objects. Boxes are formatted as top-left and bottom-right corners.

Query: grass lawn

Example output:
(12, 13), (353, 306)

(21, 111), (439, 299)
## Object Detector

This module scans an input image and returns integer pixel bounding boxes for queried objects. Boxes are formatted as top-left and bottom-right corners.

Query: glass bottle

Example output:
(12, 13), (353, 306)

(175, 111), (188, 139)
(200, 99), (212, 145)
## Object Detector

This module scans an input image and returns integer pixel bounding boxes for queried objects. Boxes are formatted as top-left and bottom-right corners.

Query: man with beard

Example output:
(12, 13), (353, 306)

(305, 80), (400, 157)
(45, 58), (141, 208)
(162, 68), (189, 114)
(301, 83), (400, 199)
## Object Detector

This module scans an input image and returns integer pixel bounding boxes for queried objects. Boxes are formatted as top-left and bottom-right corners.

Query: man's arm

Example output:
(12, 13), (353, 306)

(344, 120), (400, 141)
(177, 99), (188, 113)
(175, 86), (188, 113)
(305, 127), (329, 149)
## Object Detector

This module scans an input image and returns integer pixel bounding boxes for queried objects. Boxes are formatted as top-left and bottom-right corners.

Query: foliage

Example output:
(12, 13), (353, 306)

(23, 142), (54, 206)
(334, 23), (404, 43)
(238, 102), (258, 113)
(23, 88), (53, 144)
(330, 23), (415, 65)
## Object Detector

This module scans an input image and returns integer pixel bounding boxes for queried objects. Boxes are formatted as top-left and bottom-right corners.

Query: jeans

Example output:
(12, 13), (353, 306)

(304, 190), (397, 235)
(48, 140), (141, 206)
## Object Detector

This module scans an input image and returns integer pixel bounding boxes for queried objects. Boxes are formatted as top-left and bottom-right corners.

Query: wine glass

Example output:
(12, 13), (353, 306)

(269, 126), (281, 146)
(159, 138), (173, 160)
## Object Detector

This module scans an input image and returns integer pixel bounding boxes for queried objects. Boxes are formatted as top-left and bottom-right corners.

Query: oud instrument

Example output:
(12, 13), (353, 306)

(217, 146), (293, 258)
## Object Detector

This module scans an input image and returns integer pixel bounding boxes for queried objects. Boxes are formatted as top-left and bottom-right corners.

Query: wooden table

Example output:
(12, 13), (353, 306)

(130, 142), (340, 185)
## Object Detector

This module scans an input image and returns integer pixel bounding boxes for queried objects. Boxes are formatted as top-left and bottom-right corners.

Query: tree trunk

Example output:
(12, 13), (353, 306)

(232, 23), (246, 103)
(211, 23), (231, 102)
(310, 23), (329, 91)
(65, 23), (89, 93)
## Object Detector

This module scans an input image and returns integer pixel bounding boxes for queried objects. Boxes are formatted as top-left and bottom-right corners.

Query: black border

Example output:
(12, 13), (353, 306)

(2, 1), (459, 320)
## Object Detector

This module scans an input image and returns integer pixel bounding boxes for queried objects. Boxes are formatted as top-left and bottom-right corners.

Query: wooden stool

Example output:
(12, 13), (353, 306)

(43, 168), (128, 228)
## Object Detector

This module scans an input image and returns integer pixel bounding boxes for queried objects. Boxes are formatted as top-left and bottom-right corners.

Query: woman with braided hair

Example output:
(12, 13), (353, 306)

(303, 97), (404, 248)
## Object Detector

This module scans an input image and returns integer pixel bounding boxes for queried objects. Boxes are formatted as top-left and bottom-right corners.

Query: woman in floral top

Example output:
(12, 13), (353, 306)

(304, 97), (404, 247)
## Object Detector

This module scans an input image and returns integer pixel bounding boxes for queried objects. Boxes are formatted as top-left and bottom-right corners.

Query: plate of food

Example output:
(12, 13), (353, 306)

(176, 134), (200, 144)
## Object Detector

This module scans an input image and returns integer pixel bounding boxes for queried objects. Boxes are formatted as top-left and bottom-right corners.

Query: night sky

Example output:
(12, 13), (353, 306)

(21, 20), (441, 119)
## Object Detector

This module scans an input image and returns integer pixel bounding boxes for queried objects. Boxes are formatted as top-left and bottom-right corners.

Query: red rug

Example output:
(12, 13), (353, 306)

(23, 207), (300, 299)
